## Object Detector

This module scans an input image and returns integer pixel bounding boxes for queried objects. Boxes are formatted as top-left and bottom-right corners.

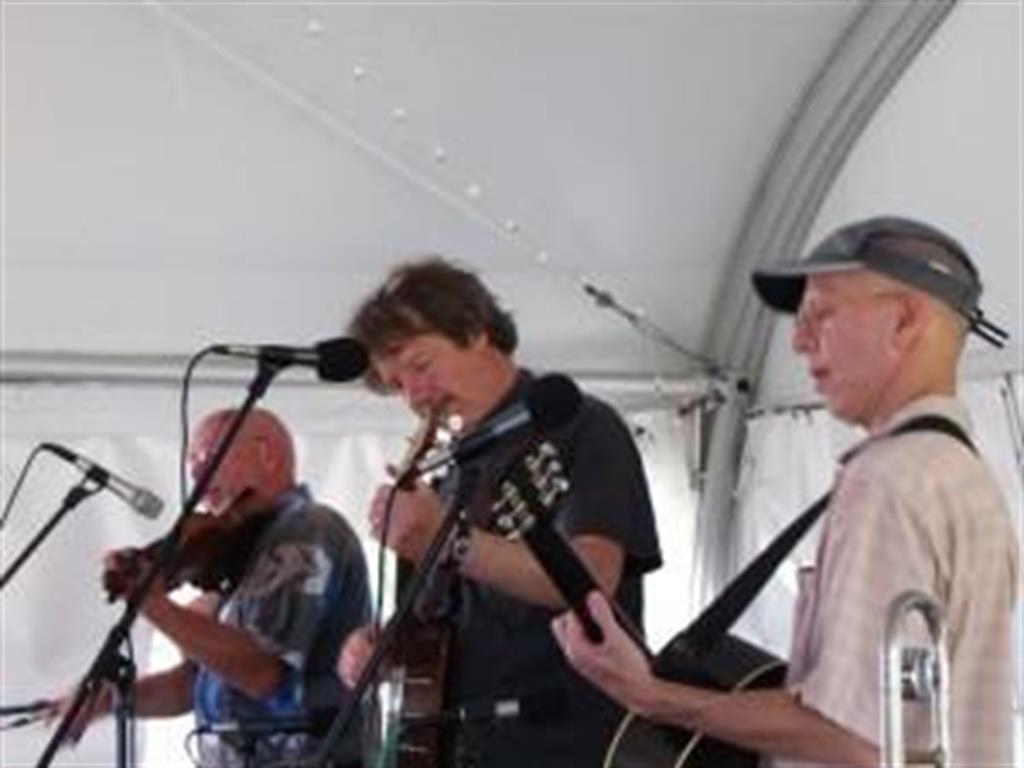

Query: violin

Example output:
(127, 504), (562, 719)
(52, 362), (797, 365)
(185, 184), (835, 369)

(102, 489), (276, 602)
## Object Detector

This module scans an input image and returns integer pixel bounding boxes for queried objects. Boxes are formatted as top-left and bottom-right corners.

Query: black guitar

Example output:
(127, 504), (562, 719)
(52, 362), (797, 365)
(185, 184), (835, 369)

(496, 440), (786, 768)
(604, 634), (784, 768)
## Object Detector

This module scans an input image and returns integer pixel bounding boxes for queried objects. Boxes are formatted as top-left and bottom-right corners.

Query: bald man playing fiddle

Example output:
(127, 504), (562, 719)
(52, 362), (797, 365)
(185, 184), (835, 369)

(52, 408), (371, 768)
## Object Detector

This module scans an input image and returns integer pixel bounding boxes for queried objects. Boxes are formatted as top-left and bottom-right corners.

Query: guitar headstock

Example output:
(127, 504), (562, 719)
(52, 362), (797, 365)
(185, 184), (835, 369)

(492, 441), (570, 538)
(393, 409), (442, 489)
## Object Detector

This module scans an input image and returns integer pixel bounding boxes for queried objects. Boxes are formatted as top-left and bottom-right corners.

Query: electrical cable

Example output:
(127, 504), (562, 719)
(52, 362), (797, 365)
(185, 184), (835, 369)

(179, 347), (219, 511)
(1, 444), (46, 531)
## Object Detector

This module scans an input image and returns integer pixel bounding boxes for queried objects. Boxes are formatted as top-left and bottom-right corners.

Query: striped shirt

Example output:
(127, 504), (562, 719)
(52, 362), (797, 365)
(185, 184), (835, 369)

(777, 396), (1019, 767)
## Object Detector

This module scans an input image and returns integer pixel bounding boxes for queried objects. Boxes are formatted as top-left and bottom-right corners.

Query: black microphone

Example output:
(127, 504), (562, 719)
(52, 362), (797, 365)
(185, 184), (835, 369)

(419, 374), (583, 472)
(41, 444), (164, 519)
(211, 337), (369, 382)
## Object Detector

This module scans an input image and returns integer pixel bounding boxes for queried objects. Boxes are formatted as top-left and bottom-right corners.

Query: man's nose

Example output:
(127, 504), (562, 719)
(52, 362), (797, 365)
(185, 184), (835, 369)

(792, 317), (815, 355)
(401, 373), (434, 402)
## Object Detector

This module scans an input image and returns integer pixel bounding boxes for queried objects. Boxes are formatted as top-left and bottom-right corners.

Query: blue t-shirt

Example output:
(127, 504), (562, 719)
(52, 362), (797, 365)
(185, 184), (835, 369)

(193, 486), (370, 767)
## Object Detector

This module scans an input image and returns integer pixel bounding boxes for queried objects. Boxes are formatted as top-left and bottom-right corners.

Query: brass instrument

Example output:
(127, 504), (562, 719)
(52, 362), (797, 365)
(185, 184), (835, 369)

(880, 590), (951, 767)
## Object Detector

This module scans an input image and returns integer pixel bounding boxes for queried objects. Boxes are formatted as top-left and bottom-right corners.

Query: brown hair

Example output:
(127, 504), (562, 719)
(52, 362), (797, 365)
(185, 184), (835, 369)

(348, 257), (518, 388)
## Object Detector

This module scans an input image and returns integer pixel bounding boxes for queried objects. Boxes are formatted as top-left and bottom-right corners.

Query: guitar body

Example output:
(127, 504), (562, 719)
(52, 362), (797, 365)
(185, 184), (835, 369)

(387, 560), (452, 768)
(604, 633), (786, 768)
(367, 564), (452, 768)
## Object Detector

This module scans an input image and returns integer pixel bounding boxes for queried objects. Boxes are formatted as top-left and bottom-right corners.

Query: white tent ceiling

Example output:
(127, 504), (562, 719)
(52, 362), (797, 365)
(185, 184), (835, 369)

(1, 0), (1021, 399)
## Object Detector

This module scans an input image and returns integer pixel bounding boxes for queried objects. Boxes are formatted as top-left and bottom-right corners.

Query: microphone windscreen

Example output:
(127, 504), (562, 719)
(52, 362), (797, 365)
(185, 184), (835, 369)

(526, 374), (582, 431)
(315, 337), (370, 382)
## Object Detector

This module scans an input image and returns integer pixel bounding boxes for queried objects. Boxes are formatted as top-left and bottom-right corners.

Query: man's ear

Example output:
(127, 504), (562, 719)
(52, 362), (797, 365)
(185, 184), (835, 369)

(893, 292), (928, 348)
(255, 437), (277, 472)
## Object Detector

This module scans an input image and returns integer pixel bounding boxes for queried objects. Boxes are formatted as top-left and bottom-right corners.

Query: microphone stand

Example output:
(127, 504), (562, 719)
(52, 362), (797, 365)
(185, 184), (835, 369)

(311, 464), (476, 768)
(35, 358), (288, 768)
(0, 478), (104, 591)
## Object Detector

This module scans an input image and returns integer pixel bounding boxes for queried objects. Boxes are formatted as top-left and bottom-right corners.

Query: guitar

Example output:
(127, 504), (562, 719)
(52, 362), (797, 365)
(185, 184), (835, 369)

(368, 412), (451, 768)
(496, 440), (787, 768)
(604, 635), (785, 768)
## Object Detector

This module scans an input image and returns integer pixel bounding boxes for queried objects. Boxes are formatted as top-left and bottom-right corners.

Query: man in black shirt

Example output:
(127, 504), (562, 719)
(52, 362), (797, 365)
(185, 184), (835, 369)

(336, 257), (661, 767)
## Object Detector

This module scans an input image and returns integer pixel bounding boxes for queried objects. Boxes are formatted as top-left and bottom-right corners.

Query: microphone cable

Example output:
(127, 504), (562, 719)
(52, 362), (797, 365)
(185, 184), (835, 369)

(373, 424), (446, 645)
(367, 453), (449, 750)
(178, 345), (220, 511)
(0, 711), (49, 732)
(183, 725), (205, 768)
(0, 700), (56, 732)
(366, 480), (404, 731)
(0, 444), (47, 531)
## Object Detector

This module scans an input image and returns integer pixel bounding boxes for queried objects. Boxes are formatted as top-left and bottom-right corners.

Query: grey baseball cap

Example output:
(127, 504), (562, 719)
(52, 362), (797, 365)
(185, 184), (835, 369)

(751, 216), (1008, 347)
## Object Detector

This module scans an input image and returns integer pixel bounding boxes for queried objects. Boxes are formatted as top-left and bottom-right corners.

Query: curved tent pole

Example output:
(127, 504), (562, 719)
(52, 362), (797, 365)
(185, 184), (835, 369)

(691, 0), (957, 606)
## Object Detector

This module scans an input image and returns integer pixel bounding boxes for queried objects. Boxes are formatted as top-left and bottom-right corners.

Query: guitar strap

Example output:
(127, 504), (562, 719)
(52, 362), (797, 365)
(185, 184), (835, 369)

(670, 414), (975, 662)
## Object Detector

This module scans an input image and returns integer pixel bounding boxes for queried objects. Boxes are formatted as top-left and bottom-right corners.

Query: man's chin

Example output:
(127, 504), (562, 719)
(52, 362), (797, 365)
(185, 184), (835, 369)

(824, 397), (862, 426)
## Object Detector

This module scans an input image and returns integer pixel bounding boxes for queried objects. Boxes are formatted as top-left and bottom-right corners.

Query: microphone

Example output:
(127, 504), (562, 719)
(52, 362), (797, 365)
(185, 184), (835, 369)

(419, 374), (583, 472)
(211, 337), (369, 382)
(41, 444), (164, 519)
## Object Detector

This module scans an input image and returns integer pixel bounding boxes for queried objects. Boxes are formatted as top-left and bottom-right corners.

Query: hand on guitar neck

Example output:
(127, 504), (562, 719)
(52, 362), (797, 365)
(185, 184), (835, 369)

(494, 440), (652, 652)
(368, 410), (445, 564)
(368, 481), (445, 564)
(551, 590), (658, 714)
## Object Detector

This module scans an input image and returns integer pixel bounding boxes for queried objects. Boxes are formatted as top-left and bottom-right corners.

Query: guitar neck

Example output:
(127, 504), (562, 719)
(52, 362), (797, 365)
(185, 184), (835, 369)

(497, 440), (653, 660)
(521, 514), (652, 660)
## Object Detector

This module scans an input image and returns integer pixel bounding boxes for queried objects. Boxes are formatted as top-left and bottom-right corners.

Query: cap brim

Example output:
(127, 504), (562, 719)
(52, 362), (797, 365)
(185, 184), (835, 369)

(752, 260), (861, 313)
(752, 272), (805, 313)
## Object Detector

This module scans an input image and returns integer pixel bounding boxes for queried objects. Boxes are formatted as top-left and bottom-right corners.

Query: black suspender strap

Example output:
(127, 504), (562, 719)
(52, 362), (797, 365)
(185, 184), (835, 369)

(888, 414), (976, 454)
(675, 413), (974, 658)
(678, 489), (830, 657)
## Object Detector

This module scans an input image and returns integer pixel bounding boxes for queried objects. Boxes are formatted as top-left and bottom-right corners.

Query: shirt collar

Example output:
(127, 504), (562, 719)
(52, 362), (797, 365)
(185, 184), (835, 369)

(840, 395), (973, 464)
(474, 368), (533, 426)
(269, 484), (311, 519)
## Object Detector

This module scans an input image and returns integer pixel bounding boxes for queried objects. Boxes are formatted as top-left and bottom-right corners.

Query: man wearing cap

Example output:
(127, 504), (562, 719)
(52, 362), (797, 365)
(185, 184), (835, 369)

(552, 217), (1019, 766)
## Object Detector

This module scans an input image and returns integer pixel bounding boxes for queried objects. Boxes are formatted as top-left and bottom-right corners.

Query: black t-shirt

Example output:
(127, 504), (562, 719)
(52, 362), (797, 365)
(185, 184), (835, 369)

(441, 371), (662, 768)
